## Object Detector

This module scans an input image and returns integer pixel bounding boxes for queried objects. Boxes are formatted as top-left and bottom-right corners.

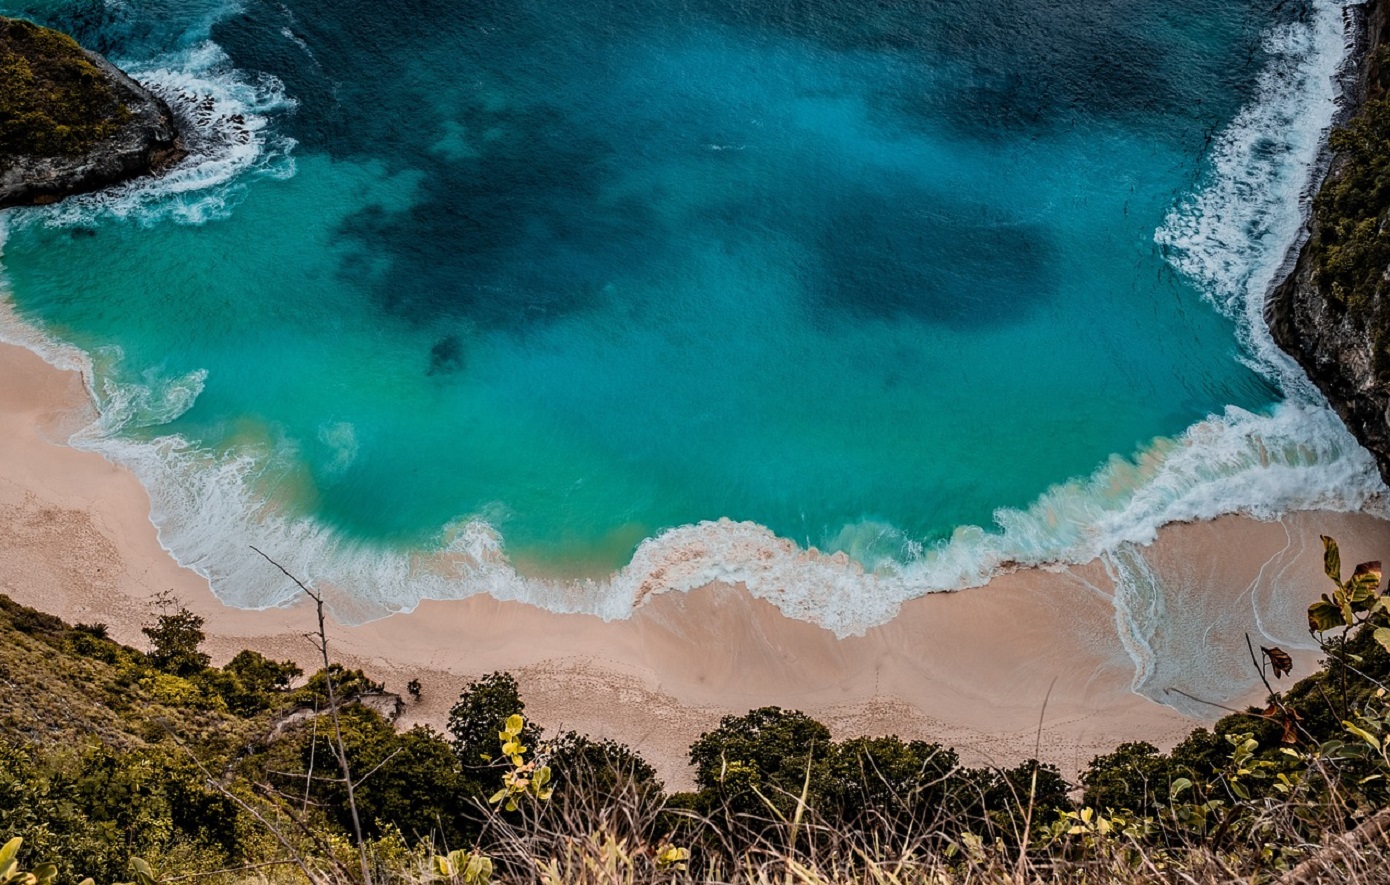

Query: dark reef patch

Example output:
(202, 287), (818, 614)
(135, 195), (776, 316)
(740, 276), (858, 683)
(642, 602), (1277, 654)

(427, 334), (466, 376)
(332, 107), (667, 331)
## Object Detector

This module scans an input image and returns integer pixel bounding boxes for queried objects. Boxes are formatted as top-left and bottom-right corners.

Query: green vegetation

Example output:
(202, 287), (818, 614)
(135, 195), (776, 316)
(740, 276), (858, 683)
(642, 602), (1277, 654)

(3, 538), (1390, 882)
(1303, 48), (1390, 379)
(0, 16), (130, 164)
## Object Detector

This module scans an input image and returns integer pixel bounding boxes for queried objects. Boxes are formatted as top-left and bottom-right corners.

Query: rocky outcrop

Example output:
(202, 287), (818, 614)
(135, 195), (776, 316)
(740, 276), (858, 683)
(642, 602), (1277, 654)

(0, 23), (185, 209)
(1268, 0), (1390, 484)
(265, 690), (406, 742)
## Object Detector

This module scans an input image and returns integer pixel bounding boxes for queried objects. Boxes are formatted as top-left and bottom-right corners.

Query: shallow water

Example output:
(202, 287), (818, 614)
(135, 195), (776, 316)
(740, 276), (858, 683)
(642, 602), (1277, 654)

(0, 0), (1383, 629)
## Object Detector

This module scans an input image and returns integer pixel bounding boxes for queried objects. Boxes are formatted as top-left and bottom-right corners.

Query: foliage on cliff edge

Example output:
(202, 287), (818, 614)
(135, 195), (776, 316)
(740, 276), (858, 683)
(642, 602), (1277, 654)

(1307, 48), (1390, 378)
(0, 16), (129, 165)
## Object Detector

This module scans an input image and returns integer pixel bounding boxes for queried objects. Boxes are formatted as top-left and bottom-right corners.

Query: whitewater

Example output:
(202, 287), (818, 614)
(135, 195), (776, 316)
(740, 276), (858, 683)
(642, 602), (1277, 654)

(0, 0), (1385, 645)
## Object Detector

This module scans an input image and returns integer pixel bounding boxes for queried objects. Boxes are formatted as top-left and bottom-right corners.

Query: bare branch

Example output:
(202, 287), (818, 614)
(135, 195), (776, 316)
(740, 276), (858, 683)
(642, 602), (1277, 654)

(251, 545), (373, 885)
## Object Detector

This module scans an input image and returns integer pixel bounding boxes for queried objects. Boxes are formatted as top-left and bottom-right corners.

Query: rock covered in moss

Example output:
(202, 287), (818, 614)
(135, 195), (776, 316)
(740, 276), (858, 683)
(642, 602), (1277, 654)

(0, 16), (185, 209)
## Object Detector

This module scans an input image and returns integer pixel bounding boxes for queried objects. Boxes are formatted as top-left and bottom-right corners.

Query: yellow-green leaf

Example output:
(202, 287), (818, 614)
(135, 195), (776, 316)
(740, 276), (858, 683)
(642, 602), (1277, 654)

(1322, 535), (1342, 583)
(1349, 561), (1384, 601)
(1169, 777), (1193, 800)
(0, 839), (21, 882)
(1374, 627), (1390, 654)
(1308, 596), (1346, 633)
(1344, 720), (1382, 751)
(464, 853), (492, 884)
(1338, 589), (1358, 631)
(130, 858), (157, 885)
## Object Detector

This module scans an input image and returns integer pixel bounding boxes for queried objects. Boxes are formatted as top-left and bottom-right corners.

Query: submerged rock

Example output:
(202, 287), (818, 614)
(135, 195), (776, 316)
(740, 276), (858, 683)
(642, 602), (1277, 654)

(1268, 0), (1390, 483)
(0, 16), (185, 209)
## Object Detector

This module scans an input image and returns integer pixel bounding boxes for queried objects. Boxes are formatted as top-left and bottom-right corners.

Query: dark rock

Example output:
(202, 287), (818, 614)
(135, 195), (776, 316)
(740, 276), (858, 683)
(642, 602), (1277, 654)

(1267, 0), (1390, 484)
(0, 30), (186, 209)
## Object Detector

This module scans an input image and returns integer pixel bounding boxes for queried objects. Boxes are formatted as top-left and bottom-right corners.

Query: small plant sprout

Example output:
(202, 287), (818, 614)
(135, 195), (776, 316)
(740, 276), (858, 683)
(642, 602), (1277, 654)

(488, 714), (553, 811)
(654, 841), (690, 871)
(431, 848), (492, 885)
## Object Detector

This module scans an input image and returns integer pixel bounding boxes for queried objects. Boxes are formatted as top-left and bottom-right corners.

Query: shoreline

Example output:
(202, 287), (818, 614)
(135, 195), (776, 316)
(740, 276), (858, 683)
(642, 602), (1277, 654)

(5, 339), (1390, 788)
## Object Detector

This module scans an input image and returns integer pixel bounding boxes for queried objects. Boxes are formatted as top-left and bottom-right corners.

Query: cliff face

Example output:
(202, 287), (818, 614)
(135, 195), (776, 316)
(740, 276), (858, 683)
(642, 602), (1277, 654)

(0, 17), (184, 209)
(1268, 0), (1390, 484)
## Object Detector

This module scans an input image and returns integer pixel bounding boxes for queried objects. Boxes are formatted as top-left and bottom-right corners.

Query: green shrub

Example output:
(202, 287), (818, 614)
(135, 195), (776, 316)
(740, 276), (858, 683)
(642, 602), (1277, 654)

(447, 672), (539, 771)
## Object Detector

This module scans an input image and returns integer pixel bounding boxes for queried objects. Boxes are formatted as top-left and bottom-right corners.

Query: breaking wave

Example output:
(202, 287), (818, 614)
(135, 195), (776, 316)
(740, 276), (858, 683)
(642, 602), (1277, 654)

(31, 40), (295, 227)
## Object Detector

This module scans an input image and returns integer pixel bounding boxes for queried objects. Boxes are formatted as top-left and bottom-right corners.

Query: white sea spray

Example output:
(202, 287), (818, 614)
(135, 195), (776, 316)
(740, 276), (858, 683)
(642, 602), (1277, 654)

(26, 41), (296, 227)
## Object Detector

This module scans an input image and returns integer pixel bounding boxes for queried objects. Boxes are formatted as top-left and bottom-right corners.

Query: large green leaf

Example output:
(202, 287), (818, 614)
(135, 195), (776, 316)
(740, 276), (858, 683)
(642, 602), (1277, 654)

(1322, 535), (1342, 583)
(1347, 561), (1383, 604)
(1374, 627), (1390, 655)
(0, 838), (20, 883)
(129, 858), (156, 885)
(1308, 596), (1346, 633)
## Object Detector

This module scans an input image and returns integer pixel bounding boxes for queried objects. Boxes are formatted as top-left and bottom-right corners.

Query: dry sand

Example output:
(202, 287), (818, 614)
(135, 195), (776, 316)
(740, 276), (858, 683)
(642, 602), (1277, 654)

(3, 338), (1389, 789)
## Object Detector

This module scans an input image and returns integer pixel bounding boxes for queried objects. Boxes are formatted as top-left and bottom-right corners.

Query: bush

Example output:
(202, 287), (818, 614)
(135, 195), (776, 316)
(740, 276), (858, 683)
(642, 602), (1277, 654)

(297, 665), (382, 707)
(447, 672), (539, 771)
(141, 599), (209, 677)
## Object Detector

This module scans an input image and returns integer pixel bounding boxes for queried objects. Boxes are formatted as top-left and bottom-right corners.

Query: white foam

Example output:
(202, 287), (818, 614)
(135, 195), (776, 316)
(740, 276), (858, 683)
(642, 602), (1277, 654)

(16, 40), (296, 227)
(16, 377), (1380, 637)
(1, 0), (1387, 648)
(1155, 0), (1354, 396)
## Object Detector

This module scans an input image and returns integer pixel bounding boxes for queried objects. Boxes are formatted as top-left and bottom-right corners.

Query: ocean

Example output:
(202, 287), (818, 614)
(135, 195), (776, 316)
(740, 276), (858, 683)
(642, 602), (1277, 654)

(0, 0), (1384, 634)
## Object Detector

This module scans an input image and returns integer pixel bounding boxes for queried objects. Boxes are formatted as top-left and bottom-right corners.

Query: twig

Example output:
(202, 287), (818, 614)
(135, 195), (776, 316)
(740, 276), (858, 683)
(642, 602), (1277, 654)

(1279, 807), (1390, 883)
(352, 747), (404, 791)
(251, 545), (373, 885)
(1246, 634), (1319, 745)
(1015, 678), (1056, 883)
(305, 700), (319, 815)
(1163, 687), (1249, 717)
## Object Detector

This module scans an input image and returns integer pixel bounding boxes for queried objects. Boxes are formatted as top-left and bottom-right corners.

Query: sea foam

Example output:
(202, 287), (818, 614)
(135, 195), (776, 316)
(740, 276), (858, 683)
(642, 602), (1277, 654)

(0, 0), (1386, 645)
(32, 40), (296, 227)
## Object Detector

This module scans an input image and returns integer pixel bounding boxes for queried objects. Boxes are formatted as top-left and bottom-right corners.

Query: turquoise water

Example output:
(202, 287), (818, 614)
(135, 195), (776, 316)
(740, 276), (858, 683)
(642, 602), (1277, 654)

(0, 0), (1383, 626)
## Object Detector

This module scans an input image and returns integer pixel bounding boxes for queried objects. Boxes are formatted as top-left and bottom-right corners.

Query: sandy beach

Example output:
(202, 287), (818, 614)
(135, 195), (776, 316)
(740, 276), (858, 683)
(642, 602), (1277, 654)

(3, 338), (1389, 789)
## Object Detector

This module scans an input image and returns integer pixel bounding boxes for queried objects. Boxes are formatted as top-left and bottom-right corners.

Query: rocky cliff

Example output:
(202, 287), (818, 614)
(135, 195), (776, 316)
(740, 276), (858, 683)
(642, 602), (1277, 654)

(1268, 0), (1390, 483)
(0, 16), (184, 209)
